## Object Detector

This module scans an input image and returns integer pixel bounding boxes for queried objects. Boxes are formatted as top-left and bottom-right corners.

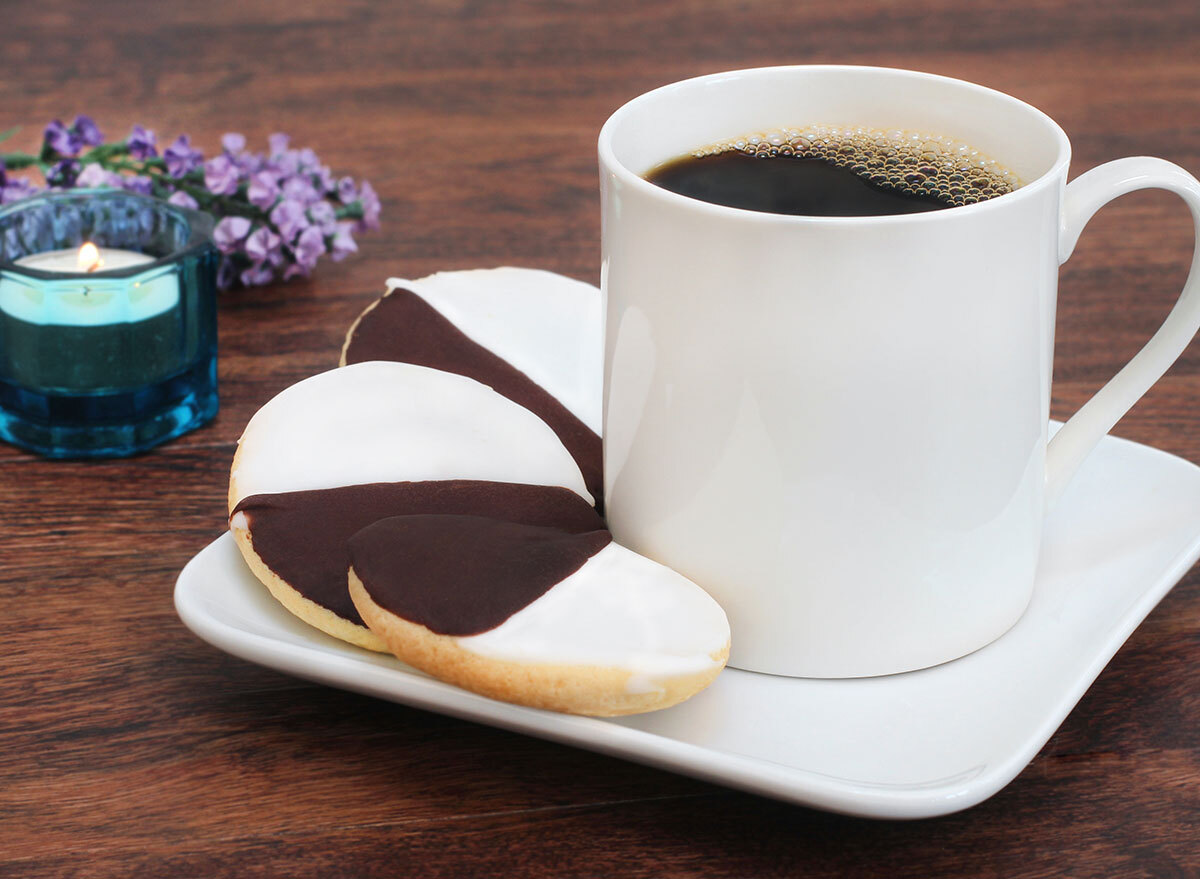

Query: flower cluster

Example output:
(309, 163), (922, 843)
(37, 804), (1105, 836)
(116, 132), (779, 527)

(0, 116), (379, 288)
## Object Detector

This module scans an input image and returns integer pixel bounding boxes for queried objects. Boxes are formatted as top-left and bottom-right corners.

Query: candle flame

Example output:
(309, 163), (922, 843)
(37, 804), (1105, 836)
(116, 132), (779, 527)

(77, 242), (103, 273)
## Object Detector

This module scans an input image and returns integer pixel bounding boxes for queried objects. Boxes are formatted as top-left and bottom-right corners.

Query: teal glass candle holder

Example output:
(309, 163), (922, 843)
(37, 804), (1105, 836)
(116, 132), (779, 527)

(0, 189), (218, 458)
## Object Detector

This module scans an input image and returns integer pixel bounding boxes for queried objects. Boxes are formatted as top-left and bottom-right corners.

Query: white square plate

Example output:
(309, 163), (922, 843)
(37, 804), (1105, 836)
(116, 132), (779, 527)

(176, 427), (1200, 819)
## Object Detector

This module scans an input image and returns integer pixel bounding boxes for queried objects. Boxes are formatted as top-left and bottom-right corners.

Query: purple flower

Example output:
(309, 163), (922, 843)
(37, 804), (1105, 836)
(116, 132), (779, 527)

(307, 200), (336, 234)
(316, 164), (336, 195)
(0, 159), (5, 187)
(241, 263), (277, 286)
(167, 190), (199, 210)
(75, 163), (118, 188)
(245, 224), (282, 265)
(217, 257), (237, 290)
(269, 198), (309, 242)
(247, 171), (280, 210)
(73, 115), (103, 147)
(213, 216), (252, 254)
(164, 134), (203, 178)
(292, 225), (326, 272)
(281, 174), (319, 205)
(17, 121), (376, 284)
(44, 119), (81, 157)
(356, 180), (380, 231)
(1, 177), (41, 205)
(236, 152), (265, 175)
(330, 222), (358, 262)
(268, 151), (300, 177)
(46, 159), (80, 187)
(122, 175), (154, 195)
(204, 154), (241, 196)
(127, 125), (157, 159)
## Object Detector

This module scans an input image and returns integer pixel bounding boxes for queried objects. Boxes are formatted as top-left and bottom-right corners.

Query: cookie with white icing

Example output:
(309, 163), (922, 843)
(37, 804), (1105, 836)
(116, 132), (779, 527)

(229, 269), (731, 715)
(229, 360), (595, 651)
(341, 267), (603, 506)
(348, 514), (730, 716)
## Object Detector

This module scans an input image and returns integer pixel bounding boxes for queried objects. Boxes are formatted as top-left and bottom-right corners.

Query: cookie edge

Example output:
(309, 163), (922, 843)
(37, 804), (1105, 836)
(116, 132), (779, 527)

(339, 288), (386, 367)
(229, 445), (388, 653)
(349, 569), (729, 717)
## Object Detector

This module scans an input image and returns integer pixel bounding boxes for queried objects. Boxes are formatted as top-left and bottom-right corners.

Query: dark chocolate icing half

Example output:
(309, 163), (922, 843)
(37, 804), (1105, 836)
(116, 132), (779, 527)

(343, 288), (603, 508)
(233, 480), (606, 626)
(350, 514), (612, 636)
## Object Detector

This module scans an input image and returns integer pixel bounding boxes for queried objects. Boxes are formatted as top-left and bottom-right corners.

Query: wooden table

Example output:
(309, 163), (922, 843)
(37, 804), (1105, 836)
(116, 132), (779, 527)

(3, 2), (1198, 875)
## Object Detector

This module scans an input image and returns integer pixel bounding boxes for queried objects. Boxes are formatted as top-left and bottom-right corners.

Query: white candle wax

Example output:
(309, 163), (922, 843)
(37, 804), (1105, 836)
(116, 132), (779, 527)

(14, 246), (154, 273)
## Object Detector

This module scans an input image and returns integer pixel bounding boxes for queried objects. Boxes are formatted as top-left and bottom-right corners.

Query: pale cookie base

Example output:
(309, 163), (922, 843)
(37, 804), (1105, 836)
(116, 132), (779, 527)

(229, 447), (386, 653)
(349, 571), (729, 717)
(228, 440), (245, 514)
(338, 292), (382, 366)
(229, 520), (388, 653)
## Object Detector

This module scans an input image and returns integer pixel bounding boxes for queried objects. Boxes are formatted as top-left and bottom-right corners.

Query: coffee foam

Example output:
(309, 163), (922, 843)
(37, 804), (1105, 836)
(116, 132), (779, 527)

(694, 124), (1021, 207)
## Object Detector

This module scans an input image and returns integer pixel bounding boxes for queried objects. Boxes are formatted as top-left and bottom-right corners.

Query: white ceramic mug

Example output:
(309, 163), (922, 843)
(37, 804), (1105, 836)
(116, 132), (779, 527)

(598, 65), (1200, 678)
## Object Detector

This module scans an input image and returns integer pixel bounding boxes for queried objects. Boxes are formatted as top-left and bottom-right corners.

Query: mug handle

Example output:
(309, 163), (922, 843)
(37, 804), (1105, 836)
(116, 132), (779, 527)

(1046, 157), (1200, 508)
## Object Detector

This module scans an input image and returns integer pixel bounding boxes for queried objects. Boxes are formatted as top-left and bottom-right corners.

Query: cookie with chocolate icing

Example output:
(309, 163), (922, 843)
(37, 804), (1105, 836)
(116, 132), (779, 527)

(341, 267), (603, 507)
(348, 514), (730, 716)
(229, 360), (594, 651)
(228, 269), (731, 715)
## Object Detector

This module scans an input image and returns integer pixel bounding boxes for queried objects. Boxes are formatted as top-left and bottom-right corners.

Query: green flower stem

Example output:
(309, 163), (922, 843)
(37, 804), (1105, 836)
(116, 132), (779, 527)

(81, 143), (127, 164)
(0, 152), (39, 170)
(6, 145), (272, 228)
(98, 156), (163, 174)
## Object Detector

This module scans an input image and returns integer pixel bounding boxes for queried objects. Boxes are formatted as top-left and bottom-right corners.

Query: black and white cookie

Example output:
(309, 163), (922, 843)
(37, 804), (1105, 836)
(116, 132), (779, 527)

(348, 514), (730, 716)
(341, 266), (603, 506)
(228, 268), (730, 715)
(229, 360), (595, 651)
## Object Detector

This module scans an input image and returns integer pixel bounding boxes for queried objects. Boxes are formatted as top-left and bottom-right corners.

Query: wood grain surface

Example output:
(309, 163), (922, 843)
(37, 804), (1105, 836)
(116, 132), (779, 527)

(2, 1), (1198, 876)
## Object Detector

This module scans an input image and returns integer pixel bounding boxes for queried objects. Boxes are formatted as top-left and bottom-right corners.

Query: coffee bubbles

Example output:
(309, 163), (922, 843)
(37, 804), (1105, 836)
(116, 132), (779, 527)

(693, 124), (1021, 209)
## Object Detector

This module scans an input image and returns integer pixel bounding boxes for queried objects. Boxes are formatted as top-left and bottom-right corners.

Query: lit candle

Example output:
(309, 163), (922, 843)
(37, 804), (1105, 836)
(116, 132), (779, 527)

(0, 241), (185, 391)
(2, 242), (180, 330)
(0, 189), (218, 457)
(15, 242), (153, 273)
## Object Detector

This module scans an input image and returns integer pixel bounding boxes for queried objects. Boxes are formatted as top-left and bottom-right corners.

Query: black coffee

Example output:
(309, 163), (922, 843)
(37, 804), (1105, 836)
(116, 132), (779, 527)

(645, 125), (1020, 217)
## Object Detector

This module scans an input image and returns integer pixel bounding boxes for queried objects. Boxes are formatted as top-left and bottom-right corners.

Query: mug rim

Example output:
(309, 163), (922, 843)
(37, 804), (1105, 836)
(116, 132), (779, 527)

(597, 65), (1073, 225)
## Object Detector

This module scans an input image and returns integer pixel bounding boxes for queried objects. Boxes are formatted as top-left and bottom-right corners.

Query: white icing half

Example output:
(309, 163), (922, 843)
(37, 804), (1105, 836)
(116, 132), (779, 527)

(459, 542), (729, 692)
(231, 361), (591, 505)
(385, 267), (603, 434)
